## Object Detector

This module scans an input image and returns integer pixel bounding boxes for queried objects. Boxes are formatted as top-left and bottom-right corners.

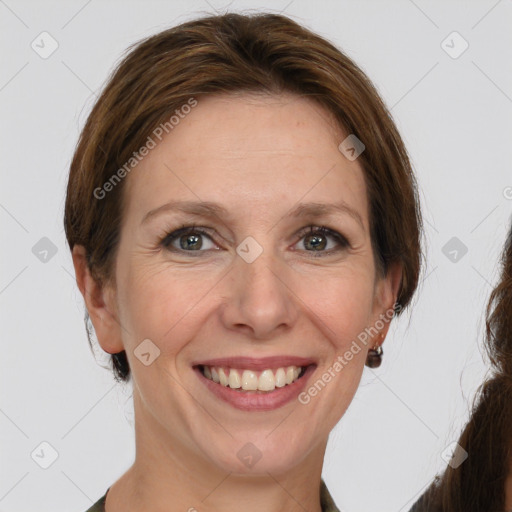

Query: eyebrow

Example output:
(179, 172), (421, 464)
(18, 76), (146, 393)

(141, 201), (229, 225)
(290, 201), (364, 228)
(141, 200), (364, 228)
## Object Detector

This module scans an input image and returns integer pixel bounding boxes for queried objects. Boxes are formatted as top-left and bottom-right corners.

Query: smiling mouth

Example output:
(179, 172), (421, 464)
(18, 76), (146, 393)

(196, 364), (309, 393)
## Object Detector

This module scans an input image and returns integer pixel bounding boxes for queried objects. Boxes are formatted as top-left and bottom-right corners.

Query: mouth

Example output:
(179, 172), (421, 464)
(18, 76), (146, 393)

(198, 364), (307, 392)
(192, 356), (316, 411)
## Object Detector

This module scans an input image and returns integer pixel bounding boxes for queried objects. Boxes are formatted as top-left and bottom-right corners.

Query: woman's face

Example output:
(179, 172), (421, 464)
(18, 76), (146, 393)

(92, 92), (400, 476)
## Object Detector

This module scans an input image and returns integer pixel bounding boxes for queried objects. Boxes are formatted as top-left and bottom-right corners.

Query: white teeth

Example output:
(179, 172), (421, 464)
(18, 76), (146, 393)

(228, 368), (241, 388)
(258, 369), (275, 391)
(218, 368), (229, 387)
(201, 364), (305, 391)
(275, 368), (286, 388)
(241, 370), (258, 391)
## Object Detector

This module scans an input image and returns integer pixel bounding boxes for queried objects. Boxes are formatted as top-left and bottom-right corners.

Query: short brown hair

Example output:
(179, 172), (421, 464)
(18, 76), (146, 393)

(64, 12), (423, 382)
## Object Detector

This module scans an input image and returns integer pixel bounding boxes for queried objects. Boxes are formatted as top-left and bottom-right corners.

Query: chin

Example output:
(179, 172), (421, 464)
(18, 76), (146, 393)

(198, 430), (313, 476)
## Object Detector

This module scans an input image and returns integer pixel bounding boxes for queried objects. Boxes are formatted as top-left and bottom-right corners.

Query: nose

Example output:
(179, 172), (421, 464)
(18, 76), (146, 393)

(219, 249), (299, 340)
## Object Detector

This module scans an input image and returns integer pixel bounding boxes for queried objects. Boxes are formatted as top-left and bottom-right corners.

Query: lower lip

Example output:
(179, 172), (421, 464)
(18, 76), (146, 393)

(194, 365), (316, 412)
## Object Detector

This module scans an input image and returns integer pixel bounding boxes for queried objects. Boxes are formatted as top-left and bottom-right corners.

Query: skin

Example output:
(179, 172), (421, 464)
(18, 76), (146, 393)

(73, 92), (401, 512)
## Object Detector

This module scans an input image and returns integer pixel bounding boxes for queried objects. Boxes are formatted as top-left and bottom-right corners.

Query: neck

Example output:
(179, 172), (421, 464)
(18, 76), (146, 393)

(105, 393), (326, 512)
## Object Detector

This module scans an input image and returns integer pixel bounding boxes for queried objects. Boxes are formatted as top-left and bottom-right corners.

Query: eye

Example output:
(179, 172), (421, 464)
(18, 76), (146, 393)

(159, 224), (350, 257)
(294, 225), (350, 256)
(160, 225), (218, 254)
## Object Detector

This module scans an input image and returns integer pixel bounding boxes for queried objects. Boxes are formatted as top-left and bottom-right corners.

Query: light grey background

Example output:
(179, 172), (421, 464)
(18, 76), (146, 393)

(1, 1), (511, 511)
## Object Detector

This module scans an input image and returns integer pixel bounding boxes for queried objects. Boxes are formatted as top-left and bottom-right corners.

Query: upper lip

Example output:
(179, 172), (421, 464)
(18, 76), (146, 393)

(192, 356), (316, 371)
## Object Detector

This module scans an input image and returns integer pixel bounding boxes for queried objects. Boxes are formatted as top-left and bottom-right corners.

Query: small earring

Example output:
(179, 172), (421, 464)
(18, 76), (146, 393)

(365, 332), (384, 368)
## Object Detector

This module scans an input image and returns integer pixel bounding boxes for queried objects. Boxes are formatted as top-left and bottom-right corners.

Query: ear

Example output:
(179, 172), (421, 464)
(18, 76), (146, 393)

(371, 261), (402, 341)
(71, 245), (124, 354)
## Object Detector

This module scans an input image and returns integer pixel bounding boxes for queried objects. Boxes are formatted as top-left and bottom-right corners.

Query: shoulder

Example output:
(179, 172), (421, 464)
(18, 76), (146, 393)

(320, 479), (341, 512)
(82, 488), (109, 512)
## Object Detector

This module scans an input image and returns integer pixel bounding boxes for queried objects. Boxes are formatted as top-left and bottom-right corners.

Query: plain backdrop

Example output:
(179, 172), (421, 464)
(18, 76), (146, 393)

(1, 1), (511, 511)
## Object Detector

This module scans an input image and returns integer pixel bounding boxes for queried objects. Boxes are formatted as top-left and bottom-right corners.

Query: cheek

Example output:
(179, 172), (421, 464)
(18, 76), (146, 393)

(115, 267), (207, 393)
(298, 268), (376, 344)
(116, 259), (218, 347)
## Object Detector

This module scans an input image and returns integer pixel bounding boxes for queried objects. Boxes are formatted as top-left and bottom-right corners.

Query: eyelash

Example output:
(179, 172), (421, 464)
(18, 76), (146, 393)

(159, 224), (350, 257)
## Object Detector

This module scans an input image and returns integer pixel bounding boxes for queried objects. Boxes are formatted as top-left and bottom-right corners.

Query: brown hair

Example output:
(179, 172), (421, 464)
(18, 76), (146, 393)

(410, 223), (512, 512)
(486, 225), (512, 377)
(64, 12), (423, 383)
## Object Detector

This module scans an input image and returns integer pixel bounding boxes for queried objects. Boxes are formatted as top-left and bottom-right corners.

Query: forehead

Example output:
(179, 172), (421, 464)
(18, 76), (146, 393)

(161, 92), (344, 157)
(123, 92), (369, 227)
